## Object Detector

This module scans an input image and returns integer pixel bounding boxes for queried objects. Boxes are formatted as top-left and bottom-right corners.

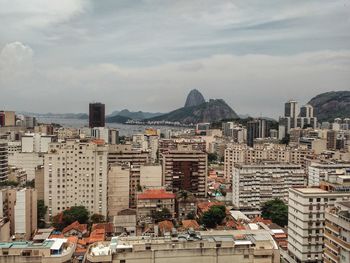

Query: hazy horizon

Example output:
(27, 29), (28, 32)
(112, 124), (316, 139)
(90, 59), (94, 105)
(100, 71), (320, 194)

(1, 1), (350, 118)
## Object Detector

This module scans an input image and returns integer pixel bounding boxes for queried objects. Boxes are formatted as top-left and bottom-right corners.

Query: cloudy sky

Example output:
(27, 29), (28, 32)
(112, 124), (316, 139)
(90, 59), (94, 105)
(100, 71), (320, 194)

(0, 0), (349, 117)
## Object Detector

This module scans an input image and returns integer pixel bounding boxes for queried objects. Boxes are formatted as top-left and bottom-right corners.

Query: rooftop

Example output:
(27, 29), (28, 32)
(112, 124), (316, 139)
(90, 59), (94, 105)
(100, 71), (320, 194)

(138, 189), (176, 200)
(292, 187), (328, 194)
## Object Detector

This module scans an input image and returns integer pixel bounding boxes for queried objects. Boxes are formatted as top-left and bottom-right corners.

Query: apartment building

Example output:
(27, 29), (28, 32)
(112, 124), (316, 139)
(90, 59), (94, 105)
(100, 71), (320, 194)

(137, 189), (176, 220)
(0, 188), (37, 241)
(107, 165), (130, 221)
(44, 140), (108, 220)
(14, 188), (37, 240)
(0, 139), (8, 182)
(308, 161), (350, 186)
(86, 230), (280, 263)
(224, 143), (313, 179)
(324, 201), (350, 263)
(288, 188), (350, 263)
(162, 150), (207, 197)
(8, 152), (44, 180)
(108, 144), (150, 166)
(232, 163), (306, 211)
(21, 133), (55, 153)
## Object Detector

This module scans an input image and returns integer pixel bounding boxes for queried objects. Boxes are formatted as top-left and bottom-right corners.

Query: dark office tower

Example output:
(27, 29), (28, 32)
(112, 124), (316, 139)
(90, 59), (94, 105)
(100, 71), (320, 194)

(247, 120), (260, 147)
(247, 118), (269, 147)
(89, 103), (105, 128)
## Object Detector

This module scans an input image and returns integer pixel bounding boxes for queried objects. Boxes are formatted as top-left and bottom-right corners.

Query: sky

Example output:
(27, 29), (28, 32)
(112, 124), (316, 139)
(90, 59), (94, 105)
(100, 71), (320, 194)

(0, 0), (349, 118)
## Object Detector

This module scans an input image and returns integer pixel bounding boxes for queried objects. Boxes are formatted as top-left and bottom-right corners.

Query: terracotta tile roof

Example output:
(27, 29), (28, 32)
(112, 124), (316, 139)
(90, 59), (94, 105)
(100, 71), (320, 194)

(197, 201), (224, 213)
(158, 220), (174, 233)
(138, 189), (175, 200)
(91, 223), (114, 233)
(62, 221), (88, 234)
(85, 229), (105, 244)
(182, 220), (200, 230)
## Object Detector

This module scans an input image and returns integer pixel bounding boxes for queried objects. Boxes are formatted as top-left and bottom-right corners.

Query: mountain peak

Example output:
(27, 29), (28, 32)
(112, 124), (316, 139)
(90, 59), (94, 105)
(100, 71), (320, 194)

(184, 89), (205, 108)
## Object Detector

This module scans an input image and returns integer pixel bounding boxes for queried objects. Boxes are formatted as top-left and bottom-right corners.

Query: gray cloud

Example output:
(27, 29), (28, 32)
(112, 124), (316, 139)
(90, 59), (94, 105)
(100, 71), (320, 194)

(0, 0), (349, 117)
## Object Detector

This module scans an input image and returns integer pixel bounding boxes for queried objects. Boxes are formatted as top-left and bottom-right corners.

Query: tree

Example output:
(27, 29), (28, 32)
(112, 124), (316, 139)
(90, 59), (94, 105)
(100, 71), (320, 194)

(37, 200), (47, 228)
(52, 206), (89, 231)
(201, 205), (226, 228)
(261, 199), (288, 227)
(280, 134), (290, 145)
(152, 208), (171, 223)
(25, 179), (35, 188)
(90, 213), (105, 224)
(208, 153), (218, 163)
(186, 211), (196, 220)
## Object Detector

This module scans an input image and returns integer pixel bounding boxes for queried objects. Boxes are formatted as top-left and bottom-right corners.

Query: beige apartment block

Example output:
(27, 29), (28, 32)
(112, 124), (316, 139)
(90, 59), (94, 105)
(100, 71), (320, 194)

(107, 165), (130, 220)
(35, 165), (45, 200)
(8, 152), (44, 181)
(14, 188), (37, 240)
(224, 143), (314, 179)
(288, 188), (350, 263)
(108, 144), (150, 166)
(86, 230), (280, 263)
(324, 201), (350, 263)
(137, 189), (176, 220)
(162, 150), (207, 197)
(44, 140), (108, 220)
(232, 163), (306, 211)
(0, 188), (37, 241)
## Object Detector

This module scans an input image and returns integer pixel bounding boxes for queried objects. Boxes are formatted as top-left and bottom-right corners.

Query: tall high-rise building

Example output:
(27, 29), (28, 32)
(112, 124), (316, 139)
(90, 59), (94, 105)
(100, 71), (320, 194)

(162, 150), (207, 197)
(285, 100), (299, 118)
(0, 137), (8, 182)
(300, 104), (314, 118)
(44, 140), (108, 220)
(247, 118), (269, 147)
(288, 188), (350, 263)
(89, 102), (105, 128)
(324, 201), (350, 263)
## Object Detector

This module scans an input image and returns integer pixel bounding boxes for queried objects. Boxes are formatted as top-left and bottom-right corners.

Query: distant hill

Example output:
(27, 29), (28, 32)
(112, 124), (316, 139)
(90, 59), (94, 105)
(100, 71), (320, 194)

(308, 91), (350, 122)
(184, 89), (206, 108)
(105, 115), (131, 124)
(106, 109), (163, 123)
(17, 112), (88, 119)
(147, 99), (239, 124)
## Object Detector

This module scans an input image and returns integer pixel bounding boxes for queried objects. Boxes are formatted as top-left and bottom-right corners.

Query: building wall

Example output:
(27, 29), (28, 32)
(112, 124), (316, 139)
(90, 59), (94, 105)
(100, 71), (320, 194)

(44, 140), (108, 220)
(107, 166), (130, 220)
(14, 189), (37, 240)
(162, 151), (207, 198)
(140, 165), (162, 188)
(8, 152), (43, 181)
(288, 188), (350, 263)
(0, 140), (8, 182)
(232, 164), (306, 210)
(35, 166), (44, 200)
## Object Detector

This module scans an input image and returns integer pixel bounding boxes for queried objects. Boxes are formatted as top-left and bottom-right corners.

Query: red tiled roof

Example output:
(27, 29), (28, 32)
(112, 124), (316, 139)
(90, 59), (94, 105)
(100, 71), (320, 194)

(158, 220), (174, 233)
(182, 220), (200, 230)
(62, 221), (88, 234)
(197, 201), (224, 213)
(138, 189), (175, 200)
(91, 223), (114, 233)
(85, 229), (105, 244)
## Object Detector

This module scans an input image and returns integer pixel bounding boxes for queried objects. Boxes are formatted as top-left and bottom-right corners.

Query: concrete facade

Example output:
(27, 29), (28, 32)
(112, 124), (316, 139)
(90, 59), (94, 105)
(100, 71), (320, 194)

(44, 140), (108, 219)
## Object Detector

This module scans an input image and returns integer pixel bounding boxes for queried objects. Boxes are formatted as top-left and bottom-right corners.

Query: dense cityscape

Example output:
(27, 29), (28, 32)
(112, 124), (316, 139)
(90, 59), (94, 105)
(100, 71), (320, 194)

(1, 1), (350, 263)
(0, 89), (349, 263)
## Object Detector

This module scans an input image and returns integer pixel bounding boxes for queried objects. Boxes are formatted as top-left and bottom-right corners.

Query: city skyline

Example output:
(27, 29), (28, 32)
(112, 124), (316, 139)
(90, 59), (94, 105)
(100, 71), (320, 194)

(1, 0), (350, 117)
